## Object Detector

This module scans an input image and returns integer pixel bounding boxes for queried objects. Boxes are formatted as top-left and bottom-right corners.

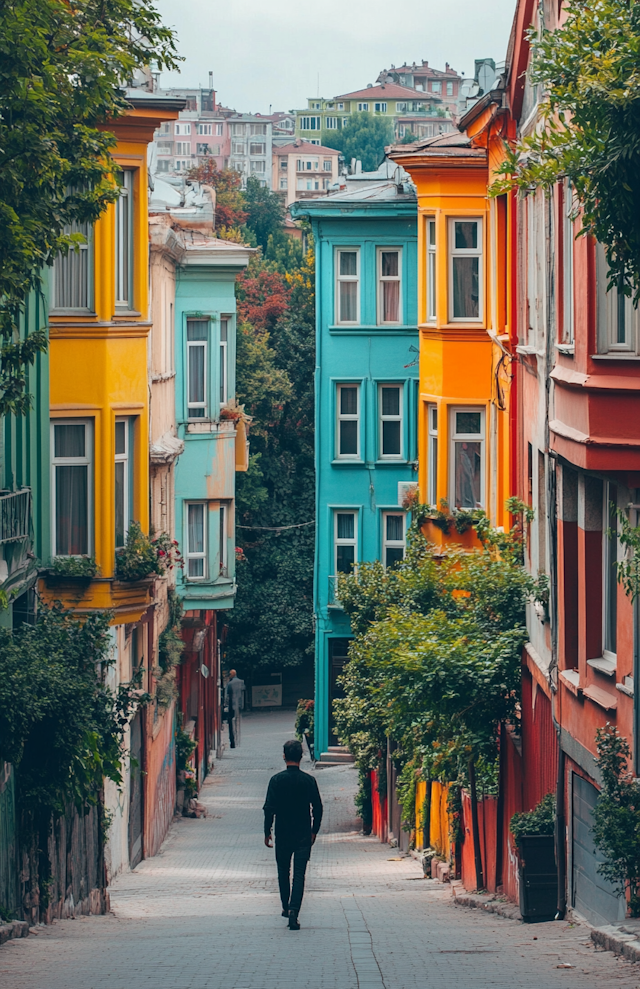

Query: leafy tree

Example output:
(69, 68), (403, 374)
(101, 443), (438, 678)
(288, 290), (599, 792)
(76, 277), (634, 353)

(321, 112), (394, 172)
(225, 245), (316, 676)
(493, 0), (640, 300)
(243, 176), (286, 250)
(236, 258), (291, 332)
(0, 0), (179, 414)
(186, 159), (249, 234)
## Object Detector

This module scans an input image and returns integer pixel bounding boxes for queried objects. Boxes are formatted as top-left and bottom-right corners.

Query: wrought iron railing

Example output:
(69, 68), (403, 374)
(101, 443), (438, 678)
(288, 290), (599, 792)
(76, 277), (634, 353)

(0, 488), (31, 544)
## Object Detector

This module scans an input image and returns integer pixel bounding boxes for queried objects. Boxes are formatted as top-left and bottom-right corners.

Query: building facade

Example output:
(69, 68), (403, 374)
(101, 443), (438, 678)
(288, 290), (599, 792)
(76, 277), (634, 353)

(272, 140), (341, 206)
(295, 83), (457, 145)
(377, 61), (463, 117)
(292, 168), (418, 757)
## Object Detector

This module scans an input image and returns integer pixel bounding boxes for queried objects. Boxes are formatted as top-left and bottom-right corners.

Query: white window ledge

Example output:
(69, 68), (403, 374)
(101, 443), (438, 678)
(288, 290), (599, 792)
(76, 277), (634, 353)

(591, 353), (640, 361)
(515, 344), (544, 357)
(555, 343), (575, 355)
(587, 655), (617, 677)
(616, 675), (634, 697)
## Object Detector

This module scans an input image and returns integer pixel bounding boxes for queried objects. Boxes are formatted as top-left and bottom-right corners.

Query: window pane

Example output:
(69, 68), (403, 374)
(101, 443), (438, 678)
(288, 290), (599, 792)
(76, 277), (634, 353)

(220, 319), (228, 342)
(455, 411), (481, 435)
(382, 280), (400, 322)
(430, 407), (438, 431)
(56, 465), (88, 555)
(188, 344), (205, 404)
(115, 421), (126, 456)
(452, 257), (479, 318)
(336, 544), (355, 574)
(336, 513), (354, 540)
(607, 488), (618, 653)
(454, 441), (482, 508)
(339, 281), (357, 321)
(339, 420), (358, 455)
(386, 515), (404, 541)
(382, 420), (401, 456)
(428, 220), (436, 247)
(340, 387), (358, 415)
(381, 387), (400, 417)
(385, 546), (404, 568)
(187, 320), (209, 341)
(54, 423), (85, 458)
(188, 557), (204, 578)
(455, 221), (478, 250)
(339, 251), (357, 276)
(188, 504), (205, 554)
(115, 461), (125, 548)
(381, 251), (399, 277)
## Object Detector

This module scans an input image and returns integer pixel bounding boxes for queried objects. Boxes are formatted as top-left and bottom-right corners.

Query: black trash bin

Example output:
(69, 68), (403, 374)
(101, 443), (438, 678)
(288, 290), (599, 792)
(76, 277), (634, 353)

(518, 834), (557, 921)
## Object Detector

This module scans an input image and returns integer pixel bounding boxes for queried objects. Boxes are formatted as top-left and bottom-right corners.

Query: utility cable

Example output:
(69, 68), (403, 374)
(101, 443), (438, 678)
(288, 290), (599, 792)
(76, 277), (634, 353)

(236, 520), (315, 531)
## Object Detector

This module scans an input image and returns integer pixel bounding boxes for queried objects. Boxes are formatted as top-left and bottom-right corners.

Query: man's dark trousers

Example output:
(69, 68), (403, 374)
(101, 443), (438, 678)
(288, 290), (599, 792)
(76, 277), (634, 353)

(275, 837), (311, 913)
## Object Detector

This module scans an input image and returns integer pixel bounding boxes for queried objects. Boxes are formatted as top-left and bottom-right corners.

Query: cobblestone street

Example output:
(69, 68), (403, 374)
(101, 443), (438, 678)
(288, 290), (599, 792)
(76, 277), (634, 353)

(1, 710), (638, 989)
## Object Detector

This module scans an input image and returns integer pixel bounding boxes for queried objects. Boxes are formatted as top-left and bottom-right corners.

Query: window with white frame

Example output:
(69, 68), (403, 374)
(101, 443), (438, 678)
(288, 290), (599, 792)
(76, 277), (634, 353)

(52, 420), (92, 556)
(280, 178), (288, 190)
(449, 218), (482, 321)
(379, 384), (403, 459)
(187, 318), (209, 418)
(336, 249), (359, 324)
(250, 160), (266, 172)
(176, 142), (191, 155)
(114, 418), (130, 550)
(52, 221), (92, 311)
(382, 513), (405, 568)
(197, 123), (212, 135)
(337, 102), (344, 110)
(446, 82), (454, 96)
(604, 482), (618, 657)
(427, 404), (438, 505)
(450, 408), (485, 508)
(323, 159), (332, 171)
(232, 142), (245, 155)
(431, 81), (442, 93)
(396, 102), (407, 112)
(562, 180), (575, 344)
(249, 142), (266, 155)
(357, 103), (369, 111)
(596, 243), (639, 353)
(336, 384), (360, 459)
(326, 117), (337, 129)
(250, 123), (267, 135)
(219, 317), (228, 405)
(215, 123), (224, 136)
(427, 218), (437, 321)
(527, 191), (545, 346)
(174, 122), (191, 135)
(323, 178), (331, 190)
(280, 159), (288, 170)
(301, 116), (321, 130)
(374, 102), (387, 113)
(219, 503), (228, 576)
(231, 123), (245, 136)
(115, 170), (134, 310)
(334, 511), (357, 574)
(377, 248), (402, 324)
(186, 502), (207, 579)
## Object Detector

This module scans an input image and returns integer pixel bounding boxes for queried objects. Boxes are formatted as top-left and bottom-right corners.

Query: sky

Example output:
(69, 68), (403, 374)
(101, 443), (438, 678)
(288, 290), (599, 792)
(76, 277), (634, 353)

(154, 0), (518, 114)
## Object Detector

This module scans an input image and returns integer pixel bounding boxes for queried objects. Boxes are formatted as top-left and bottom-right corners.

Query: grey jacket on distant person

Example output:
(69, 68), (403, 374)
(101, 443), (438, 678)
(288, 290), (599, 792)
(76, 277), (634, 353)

(226, 676), (244, 714)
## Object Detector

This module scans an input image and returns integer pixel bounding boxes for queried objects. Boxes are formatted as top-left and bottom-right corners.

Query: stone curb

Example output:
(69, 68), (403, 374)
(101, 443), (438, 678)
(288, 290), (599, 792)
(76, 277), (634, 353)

(0, 921), (30, 946)
(452, 890), (523, 922)
(591, 925), (640, 963)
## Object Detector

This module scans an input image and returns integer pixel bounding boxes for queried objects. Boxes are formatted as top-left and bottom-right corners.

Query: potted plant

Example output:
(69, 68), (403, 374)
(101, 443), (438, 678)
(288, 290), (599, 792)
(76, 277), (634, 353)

(295, 698), (314, 760)
(115, 523), (183, 582)
(511, 793), (557, 921)
(47, 556), (99, 581)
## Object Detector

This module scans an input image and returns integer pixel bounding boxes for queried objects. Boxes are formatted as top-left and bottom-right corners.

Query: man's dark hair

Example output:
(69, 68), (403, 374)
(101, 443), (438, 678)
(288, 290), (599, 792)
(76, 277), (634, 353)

(284, 739), (303, 762)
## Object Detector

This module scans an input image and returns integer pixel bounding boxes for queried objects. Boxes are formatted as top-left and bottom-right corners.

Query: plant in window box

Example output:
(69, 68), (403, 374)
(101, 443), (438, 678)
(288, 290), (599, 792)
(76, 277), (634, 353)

(48, 556), (99, 580)
(115, 522), (182, 582)
(219, 399), (252, 424)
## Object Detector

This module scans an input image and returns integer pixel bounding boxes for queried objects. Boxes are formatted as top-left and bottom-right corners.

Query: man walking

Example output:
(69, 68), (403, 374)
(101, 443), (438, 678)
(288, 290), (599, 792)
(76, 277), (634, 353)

(226, 670), (244, 748)
(263, 739), (323, 930)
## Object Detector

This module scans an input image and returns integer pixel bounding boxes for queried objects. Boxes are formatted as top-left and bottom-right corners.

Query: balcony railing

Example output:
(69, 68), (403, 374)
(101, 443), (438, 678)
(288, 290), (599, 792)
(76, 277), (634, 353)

(0, 488), (31, 544)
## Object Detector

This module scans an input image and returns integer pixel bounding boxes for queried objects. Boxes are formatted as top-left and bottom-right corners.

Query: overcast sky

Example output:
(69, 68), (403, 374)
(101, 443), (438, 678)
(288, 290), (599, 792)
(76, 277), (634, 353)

(154, 0), (517, 114)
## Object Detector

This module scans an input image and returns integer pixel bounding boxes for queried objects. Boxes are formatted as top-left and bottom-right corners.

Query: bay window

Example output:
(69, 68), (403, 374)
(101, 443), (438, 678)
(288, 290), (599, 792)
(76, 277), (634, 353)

(219, 317), (228, 405)
(596, 243), (639, 353)
(449, 218), (482, 321)
(114, 418), (130, 549)
(186, 502), (207, 579)
(115, 170), (134, 311)
(219, 503), (228, 576)
(52, 420), (92, 556)
(187, 318), (209, 418)
(334, 511), (357, 574)
(427, 219), (436, 321)
(427, 404), (438, 505)
(450, 408), (485, 509)
(52, 221), (92, 311)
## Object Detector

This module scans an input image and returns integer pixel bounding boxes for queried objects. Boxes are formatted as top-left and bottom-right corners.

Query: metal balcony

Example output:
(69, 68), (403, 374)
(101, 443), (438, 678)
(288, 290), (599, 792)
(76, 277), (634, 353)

(0, 488), (31, 544)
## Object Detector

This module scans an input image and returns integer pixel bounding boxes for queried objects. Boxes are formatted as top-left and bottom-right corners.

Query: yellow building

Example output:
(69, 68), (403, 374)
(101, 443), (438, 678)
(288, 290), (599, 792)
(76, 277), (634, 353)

(389, 125), (512, 533)
(40, 95), (182, 622)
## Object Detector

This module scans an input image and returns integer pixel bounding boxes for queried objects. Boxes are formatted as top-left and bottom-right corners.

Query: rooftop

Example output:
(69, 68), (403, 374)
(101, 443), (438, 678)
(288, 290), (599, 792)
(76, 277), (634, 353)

(333, 82), (425, 102)
(388, 131), (485, 160)
(275, 139), (341, 155)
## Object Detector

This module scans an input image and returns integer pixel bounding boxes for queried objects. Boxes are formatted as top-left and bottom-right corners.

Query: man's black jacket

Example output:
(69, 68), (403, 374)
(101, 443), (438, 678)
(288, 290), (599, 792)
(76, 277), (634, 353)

(263, 765), (323, 844)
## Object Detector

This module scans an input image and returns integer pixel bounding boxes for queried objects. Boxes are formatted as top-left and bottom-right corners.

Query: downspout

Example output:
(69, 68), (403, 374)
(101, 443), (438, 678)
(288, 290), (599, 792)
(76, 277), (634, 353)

(545, 191), (566, 920)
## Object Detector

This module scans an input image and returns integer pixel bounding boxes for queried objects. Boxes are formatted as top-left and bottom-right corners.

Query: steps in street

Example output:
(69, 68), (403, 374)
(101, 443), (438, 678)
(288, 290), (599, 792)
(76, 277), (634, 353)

(315, 746), (355, 769)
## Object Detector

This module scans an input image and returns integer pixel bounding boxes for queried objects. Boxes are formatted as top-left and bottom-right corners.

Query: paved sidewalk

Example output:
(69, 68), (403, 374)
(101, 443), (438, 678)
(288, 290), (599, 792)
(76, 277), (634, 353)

(0, 709), (638, 989)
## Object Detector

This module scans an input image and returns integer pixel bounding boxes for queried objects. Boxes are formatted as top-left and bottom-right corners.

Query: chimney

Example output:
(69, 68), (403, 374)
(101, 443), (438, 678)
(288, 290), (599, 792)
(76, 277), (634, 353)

(209, 71), (213, 89)
(445, 63), (449, 72)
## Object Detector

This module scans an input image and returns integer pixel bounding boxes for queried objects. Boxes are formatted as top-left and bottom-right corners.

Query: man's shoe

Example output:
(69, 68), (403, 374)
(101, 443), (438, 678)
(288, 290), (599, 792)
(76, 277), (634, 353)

(281, 909), (289, 917)
(288, 910), (300, 931)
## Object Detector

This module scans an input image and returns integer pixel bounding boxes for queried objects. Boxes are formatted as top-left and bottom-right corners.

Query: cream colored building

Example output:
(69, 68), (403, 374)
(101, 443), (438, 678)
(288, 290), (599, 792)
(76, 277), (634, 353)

(272, 140), (341, 207)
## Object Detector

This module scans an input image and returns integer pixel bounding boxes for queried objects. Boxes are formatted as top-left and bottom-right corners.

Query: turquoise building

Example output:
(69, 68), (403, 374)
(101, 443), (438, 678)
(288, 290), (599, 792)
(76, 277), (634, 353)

(292, 166), (418, 757)
(173, 238), (252, 612)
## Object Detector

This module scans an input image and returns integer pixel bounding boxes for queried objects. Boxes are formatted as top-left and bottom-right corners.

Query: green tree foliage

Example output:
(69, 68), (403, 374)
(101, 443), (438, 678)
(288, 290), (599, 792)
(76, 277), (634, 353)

(0, 0), (179, 414)
(493, 0), (640, 300)
(0, 603), (145, 819)
(334, 512), (535, 787)
(321, 112), (394, 172)
(225, 245), (316, 675)
(593, 724), (640, 916)
(243, 176), (286, 251)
